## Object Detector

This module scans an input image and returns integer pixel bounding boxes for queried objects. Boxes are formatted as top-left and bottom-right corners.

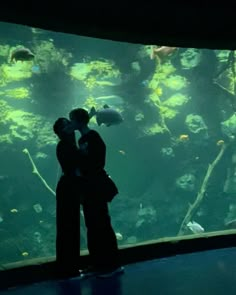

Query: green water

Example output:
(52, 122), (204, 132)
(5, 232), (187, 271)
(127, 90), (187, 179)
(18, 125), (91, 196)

(0, 21), (235, 266)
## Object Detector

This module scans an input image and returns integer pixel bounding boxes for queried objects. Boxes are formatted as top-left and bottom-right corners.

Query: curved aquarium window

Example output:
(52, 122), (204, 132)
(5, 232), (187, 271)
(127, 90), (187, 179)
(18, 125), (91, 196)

(0, 21), (236, 268)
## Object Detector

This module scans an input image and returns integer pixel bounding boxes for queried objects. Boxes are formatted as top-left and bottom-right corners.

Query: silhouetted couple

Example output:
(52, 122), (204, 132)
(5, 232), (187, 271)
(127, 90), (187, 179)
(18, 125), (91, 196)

(53, 108), (124, 278)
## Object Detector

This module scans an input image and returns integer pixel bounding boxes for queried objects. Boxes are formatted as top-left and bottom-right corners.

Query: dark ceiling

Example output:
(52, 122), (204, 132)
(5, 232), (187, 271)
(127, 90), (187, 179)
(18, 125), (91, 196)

(0, 3), (236, 49)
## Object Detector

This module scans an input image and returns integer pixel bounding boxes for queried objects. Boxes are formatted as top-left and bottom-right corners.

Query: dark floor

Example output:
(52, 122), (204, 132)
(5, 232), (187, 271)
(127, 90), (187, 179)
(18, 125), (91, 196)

(1, 247), (236, 295)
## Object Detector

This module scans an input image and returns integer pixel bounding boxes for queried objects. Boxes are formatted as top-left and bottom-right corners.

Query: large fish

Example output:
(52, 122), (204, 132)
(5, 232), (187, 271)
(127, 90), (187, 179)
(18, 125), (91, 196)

(10, 47), (35, 62)
(89, 104), (123, 127)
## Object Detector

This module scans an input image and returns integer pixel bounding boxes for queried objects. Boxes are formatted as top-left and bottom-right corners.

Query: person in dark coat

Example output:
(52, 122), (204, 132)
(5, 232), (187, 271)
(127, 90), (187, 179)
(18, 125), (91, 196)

(53, 117), (83, 274)
(69, 108), (124, 278)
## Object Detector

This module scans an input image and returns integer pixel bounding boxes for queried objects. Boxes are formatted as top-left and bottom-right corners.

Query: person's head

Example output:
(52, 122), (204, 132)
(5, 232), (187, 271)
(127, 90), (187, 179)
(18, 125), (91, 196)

(69, 108), (90, 131)
(53, 117), (74, 140)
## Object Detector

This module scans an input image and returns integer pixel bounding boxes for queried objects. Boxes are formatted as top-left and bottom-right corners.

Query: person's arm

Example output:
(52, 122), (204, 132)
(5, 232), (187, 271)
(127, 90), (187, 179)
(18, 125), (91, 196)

(79, 131), (106, 174)
(56, 141), (79, 175)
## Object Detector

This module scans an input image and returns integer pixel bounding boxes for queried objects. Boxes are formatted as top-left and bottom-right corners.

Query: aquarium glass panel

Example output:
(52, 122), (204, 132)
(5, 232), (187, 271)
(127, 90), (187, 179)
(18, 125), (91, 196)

(0, 21), (236, 267)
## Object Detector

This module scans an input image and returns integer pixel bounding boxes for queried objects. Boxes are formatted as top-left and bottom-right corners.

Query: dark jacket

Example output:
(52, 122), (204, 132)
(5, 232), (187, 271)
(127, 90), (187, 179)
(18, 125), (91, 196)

(78, 130), (118, 202)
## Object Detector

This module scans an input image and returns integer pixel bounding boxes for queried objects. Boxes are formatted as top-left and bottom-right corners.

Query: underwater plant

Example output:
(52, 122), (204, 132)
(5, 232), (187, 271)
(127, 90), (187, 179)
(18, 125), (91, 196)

(215, 67), (236, 96)
(22, 148), (55, 196)
(178, 143), (227, 235)
(146, 61), (190, 132)
(160, 106), (178, 120)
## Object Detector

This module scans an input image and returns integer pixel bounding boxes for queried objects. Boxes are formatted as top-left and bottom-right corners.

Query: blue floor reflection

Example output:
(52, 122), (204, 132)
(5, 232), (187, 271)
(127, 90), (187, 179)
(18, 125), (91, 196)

(1, 247), (236, 295)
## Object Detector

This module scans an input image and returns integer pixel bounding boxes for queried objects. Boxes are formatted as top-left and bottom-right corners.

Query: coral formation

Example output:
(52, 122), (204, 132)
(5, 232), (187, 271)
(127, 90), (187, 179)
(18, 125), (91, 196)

(162, 75), (188, 90)
(185, 114), (207, 134)
(0, 62), (33, 86)
(148, 62), (176, 90)
(32, 40), (72, 73)
(0, 100), (56, 147)
(0, 44), (10, 58)
(0, 87), (30, 99)
(70, 60), (120, 90)
(215, 49), (232, 63)
(176, 173), (196, 191)
(161, 146), (175, 158)
(163, 93), (189, 108)
(180, 48), (201, 69)
(142, 123), (167, 135)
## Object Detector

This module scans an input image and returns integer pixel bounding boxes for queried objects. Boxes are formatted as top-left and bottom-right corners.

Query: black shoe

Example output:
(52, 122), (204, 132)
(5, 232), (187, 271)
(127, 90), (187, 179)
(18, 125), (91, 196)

(79, 265), (100, 278)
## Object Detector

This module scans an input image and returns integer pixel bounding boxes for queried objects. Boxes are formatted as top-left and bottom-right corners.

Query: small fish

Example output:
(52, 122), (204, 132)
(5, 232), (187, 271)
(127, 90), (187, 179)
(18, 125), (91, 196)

(33, 232), (42, 243)
(187, 221), (205, 234)
(10, 209), (18, 213)
(216, 140), (224, 146)
(115, 232), (123, 240)
(10, 47), (34, 63)
(22, 252), (29, 257)
(118, 150), (126, 155)
(33, 203), (43, 213)
(31, 65), (41, 74)
(179, 134), (189, 141)
(150, 46), (177, 61)
(89, 105), (124, 127)
(94, 95), (123, 106)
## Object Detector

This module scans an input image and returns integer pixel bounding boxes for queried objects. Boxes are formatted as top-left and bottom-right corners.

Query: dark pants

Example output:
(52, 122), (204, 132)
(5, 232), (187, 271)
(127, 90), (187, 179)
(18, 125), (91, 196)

(56, 175), (81, 269)
(82, 199), (120, 270)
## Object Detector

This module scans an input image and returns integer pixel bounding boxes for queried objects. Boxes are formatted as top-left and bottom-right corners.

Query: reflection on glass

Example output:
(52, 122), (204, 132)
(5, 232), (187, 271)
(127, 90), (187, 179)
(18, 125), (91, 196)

(0, 21), (236, 267)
